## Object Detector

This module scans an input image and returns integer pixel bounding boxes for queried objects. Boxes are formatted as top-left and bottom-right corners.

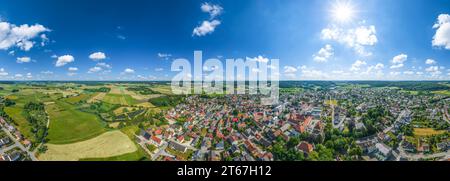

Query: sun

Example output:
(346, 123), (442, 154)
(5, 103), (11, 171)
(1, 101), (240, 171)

(330, 1), (356, 23)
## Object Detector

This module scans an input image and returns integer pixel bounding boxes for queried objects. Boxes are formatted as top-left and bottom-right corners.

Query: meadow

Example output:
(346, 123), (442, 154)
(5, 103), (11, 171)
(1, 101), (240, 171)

(63, 94), (92, 104)
(46, 100), (107, 144)
(432, 90), (450, 96)
(413, 128), (446, 137)
(39, 130), (137, 161)
(103, 93), (137, 105)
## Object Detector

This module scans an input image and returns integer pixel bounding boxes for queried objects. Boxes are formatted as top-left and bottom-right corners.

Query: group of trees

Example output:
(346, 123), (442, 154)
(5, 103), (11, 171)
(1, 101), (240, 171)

(322, 121), (363, 160)
(126, 86), (160, 95)
(355, 81), (450, 91)
(360, 106), (390, 136)
(271, 137), (306, 161)
(148, 95), (185, 107)
(24, 102), (48, 146)
(1, 98), (16, 107)
(83, 87), (110, 93)
(0, 106), (14, 124)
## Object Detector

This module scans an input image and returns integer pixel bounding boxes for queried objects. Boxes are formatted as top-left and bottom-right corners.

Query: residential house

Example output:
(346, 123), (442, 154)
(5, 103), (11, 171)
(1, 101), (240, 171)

(169, 141), (188, 153)
(297, 141), (314, 154)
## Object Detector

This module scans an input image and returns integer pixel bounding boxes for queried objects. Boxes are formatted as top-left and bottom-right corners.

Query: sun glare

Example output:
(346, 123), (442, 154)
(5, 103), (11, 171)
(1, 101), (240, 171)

(331, 1), (355, 23)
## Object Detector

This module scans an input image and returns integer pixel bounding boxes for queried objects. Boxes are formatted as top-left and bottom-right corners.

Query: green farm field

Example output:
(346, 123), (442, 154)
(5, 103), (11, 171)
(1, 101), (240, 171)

(46, 100), (107, 144)
(103, 93), (137, 105)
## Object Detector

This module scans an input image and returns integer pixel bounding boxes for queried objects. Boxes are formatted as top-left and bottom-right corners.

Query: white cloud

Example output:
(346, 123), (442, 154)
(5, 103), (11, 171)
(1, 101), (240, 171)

(40, 34), (49, 46)
(403, 71), (414, 75)
(390, 54), (407, 69)
(425, 66), (442, 77)
(425, 66), (438, 72)
(283, 66), (298, 73)
(300, 69), (330, 80)
(158, 53), (172, 60)
(0, 21), (50, 51)
(0, 68), (8, 76)
(425, 59), (436, 65)
(26, 72), (32, 79)
(392, 54), (408, 64)
(201, 3), (223, 19)
(247, 55), (269, 63)
(117, 35), (126, 40)
(14, 74), (23, 78)
(193, 20), (221, 37)
(155, 68), (164, 71)
(40, 71), (53, 75)
(68, 67), (78, 71)
(16, 56), (31, 63)
(432, 14), (450, 50)
(122, 68), (135, 74)
(282, 65), (298, 79)
(96, 62), (112, 69)
(67, 72), (77, 76)
(390, 64), (404, 69)
(390, 72), (401, 76)
(284, 73), (296, 79)
(88, 66), (102, 73)
(313, 44), (334, 62)
(321, 25), (377, 56)
(354, 26), (378, 46)
(89, 52), (106, 61)
(365, 63), (384, 74)
(375, 63), (385, 69)
(251, 68), (261, 73)
(137, 75), (147, 80)
(332, 70), (344, 74)
(350, 60), (367, 72)
(55, 55), (74, 67)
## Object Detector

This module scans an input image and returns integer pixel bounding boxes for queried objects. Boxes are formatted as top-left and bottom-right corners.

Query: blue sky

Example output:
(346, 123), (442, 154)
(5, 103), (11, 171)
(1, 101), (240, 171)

(0, 0), (449, 80)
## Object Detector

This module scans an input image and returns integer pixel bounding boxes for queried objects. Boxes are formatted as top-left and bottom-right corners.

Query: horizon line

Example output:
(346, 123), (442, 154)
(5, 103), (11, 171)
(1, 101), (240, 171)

(1, 79), (450, 82)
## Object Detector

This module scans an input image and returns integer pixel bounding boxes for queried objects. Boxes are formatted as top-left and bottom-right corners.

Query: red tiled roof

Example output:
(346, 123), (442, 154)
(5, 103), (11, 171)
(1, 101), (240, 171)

(154, 129), (162, 135)
(298, 141), (313, 153)
(151, 136), (161, 144)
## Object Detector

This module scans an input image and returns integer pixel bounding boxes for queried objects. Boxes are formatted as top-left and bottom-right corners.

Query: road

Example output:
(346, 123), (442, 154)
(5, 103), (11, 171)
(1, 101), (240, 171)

(151, 142), (172, 160)
(0, 144), (17, 155)
(330, 96), (343, 129)
(443, 106), (450, 124)
(134, 134), (173, 160)
(398, 140), (450, 160)
(357, 109), (409, 144)
(383, 110), (408, 134)
(0, 125), (37, 161)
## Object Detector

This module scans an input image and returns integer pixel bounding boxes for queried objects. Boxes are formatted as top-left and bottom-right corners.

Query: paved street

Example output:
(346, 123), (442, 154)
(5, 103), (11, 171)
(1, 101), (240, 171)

(0, 144), (16, 155)
(383, 110), (408, 134)
(398, 140), (450, 160)
(0, 125), (37, 161)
